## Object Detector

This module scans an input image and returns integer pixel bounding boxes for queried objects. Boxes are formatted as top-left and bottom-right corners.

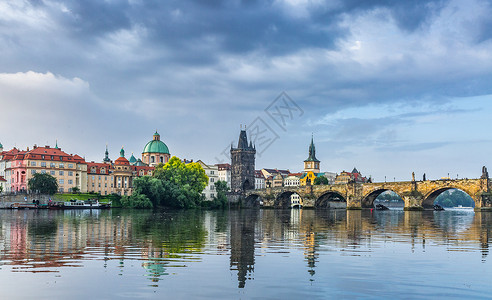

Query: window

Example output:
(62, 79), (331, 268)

(211, 194), (214, 198)
(31, 161), (36, 166)
(41, 170), (46, 174)
(31, 170), (36, 175)
(59, 171), (64, 175)
(50, 171), (55, 175)
(92, 176), (95, 180)
(98, 176), (101, 180)
(101, 168), (105, 174)
(210, 178), (214, 183)
(105, 183), (107, 187)
(68, 164), (73, 168)
(59, 179), (64, 184)
(59, 188), (64, 193)
(160, 157), (163, 163)
(59, 163), (64, 168)
(68, 179), (73, 185)
(50, 163), (55, 168)
(59, 156), (63, 161)
(92, 183), (94, 187)
(51, 156), (54, 160)
(98, 183), (101, 188)
(210, 171), (215, 175)
(42, 155), (45, 160)
(41, 162), (46, 167)
(151, 156), (155, 163)
(210, 185), (214, 190)
(68, 171), (73, 176)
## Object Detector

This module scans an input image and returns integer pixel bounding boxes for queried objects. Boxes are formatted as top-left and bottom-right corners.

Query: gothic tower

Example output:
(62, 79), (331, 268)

(304, 135), (320, 173)
(231, 129), (256, 193)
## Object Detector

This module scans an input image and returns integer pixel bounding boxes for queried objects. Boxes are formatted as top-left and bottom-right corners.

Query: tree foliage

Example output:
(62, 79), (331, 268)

(123, 156), (209, 209)
(434, 189), (475, 207)
(28, 173), (58, 195)
(204, 180), (229, 209)
(314, 176), (329, 185)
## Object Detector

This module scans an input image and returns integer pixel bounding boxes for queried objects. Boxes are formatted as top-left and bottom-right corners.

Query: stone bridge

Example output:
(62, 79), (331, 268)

(244, 177), (492, 210)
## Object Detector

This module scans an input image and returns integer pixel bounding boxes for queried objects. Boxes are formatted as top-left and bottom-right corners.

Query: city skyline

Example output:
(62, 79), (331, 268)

(1, 1), (492, 181)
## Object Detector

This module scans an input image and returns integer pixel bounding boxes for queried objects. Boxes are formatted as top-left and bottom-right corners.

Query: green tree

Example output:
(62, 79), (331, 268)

(28, 173), (58, 195)
(209, 180), (229, 209)
(121, 194), (153, 208)
(71, 186), (80, 194)
(314, 176), (329, 185)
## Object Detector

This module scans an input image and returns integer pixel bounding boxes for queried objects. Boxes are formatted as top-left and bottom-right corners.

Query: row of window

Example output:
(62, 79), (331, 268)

(30, 161), (74, 168)
(32, 170), (74, 176)
(58, 179), (73, 185)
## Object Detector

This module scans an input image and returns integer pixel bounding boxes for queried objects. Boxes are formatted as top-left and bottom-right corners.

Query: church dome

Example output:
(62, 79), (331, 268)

(142, 131), (170, 154)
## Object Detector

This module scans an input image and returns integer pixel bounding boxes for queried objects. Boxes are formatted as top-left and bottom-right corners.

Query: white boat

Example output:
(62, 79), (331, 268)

(62, 199), (110, 209)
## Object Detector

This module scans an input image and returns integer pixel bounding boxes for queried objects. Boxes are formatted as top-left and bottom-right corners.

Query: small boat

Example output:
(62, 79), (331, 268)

(433, 204), (445, 211)
(375, 204), (389, 210)
(50, 199), (110, 209)
(10, 203), (38, 209)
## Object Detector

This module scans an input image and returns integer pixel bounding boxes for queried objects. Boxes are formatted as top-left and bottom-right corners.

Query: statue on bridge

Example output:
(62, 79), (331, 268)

(482, 166), (489, 179)
(412, 172), (415, 182)
(423, 173), (426, 181)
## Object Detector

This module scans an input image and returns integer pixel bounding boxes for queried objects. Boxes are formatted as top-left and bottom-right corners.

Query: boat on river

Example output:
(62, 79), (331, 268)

(49, 199), (110, 209)
(375, 204), (389, 210)
(433, 204), (445, 211)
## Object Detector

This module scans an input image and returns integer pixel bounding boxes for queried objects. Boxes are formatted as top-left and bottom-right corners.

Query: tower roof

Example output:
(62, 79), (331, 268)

(129, 152), (137, 164)
(234, 130), (255, 151)
(143, 131), (170, 154)
(304, 135), (320, 162)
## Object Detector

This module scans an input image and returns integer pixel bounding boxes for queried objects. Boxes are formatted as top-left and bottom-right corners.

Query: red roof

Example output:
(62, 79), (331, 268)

(115, 156), (130, 165)
(216, 163), (231, 170)
(0, 176), (6, 182)
(87, 162), (111, 174)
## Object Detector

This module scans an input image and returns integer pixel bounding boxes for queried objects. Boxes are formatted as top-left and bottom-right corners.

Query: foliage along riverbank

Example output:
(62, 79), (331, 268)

(121, 156), (229, 209)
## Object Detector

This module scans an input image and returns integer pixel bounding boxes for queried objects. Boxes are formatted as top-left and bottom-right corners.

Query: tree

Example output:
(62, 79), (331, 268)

(314, 176), (329, 185)
(210, 180), (229, 209)
(28, 173), (58, 195)
(72, 186), (80, 194)
(127, 156), (209, 209)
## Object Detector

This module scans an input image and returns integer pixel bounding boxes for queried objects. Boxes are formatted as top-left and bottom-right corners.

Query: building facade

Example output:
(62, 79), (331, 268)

(216, 163), (231, 188)
(198, 160), (219, 201)
(230, 130), (256, 193)
(254, 170), (265, 189)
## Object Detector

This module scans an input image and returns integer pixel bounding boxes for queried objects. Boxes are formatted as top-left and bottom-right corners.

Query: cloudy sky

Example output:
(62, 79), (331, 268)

(1, 0), (492, 181)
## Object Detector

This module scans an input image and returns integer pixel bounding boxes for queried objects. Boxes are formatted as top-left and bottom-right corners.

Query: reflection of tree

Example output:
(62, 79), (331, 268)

(132, 210), (207, 253)
(230, 210), (257, 288)
(28, 213), (58, 238)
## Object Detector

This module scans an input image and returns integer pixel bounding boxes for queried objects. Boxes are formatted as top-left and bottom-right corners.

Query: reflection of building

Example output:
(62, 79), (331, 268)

(230, 129), (256, 193)
(230, 210), (257, 288)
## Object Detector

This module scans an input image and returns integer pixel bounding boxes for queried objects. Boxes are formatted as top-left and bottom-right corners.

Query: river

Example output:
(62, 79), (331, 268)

(0, 208), (490, 299)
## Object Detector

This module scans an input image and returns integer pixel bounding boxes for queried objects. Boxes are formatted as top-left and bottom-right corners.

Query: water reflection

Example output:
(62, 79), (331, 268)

(0, 208), (492, 298)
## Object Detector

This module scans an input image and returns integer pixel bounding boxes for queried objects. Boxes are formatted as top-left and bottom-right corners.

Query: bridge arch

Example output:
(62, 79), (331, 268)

(315, 191), (346, 209)
(243, 194), (263, 208)
(274, 191), (303, 208)
(422, 187), (476, 209)
(362, 189), (404, 208)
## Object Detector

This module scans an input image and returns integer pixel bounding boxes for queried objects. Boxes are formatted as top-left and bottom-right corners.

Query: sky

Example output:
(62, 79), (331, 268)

(1, 0), (492, 182)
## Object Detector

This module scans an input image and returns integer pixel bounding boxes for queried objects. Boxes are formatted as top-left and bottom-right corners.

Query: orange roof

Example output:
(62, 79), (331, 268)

(87, 162), (112, 174)
(115, 156), (130, 165)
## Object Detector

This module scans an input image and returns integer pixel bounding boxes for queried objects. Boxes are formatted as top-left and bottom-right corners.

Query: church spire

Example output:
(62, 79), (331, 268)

(304, 135), (320, 162)
(103, 144), (111, 163)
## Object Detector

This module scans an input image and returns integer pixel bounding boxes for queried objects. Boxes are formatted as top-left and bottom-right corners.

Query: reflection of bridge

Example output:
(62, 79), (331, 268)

(245, 177), (492, 210)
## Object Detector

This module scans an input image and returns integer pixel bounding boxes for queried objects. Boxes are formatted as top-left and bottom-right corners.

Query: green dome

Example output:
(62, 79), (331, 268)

(142, 131), (170, 154)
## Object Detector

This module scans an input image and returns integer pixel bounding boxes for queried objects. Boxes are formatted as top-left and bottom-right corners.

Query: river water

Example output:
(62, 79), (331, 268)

(0, 208), (491, 299)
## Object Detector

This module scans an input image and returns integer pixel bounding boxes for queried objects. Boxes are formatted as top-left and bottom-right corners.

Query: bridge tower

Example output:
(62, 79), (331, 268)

(304, 135), (320, 173)
(231, 129), (256, 193)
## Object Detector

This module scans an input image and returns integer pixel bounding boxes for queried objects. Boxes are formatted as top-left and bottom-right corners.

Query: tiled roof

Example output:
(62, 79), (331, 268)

(0, 176), (6, 182)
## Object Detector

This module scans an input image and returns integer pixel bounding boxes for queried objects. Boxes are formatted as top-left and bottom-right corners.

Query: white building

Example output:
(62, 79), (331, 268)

(216, 163), (231, 188)
(197, 160), (219, 201)
(290, 193), (302, 207)
(284, 174), (301, 187)
(255, 170), (265, 189)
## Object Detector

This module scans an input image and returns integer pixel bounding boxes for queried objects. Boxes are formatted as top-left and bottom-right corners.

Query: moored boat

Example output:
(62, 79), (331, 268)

(433, 204), (445, 211)
(375, 204), (389, 210)
(49, 199), (110, 209)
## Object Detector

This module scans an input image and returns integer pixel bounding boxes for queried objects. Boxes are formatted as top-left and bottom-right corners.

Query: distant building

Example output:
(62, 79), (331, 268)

(216, 163), (231, 188)
(230, 129), (256, 193)
(335, 168), (369, 184)
(197, 160), (219, 201)
(272, 174), (284, 188)
(254, 170), (265, 189)
(87, 162), (113, 195)
(1, 143), (87, 193)
(284, 173), (302, 187)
